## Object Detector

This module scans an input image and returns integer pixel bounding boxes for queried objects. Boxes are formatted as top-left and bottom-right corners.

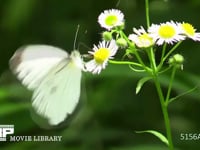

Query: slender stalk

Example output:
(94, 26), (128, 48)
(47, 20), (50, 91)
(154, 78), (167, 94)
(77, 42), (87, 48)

(145, 0), (150, 28)
(153, 76), (174, 150)
(109, 60), (152, 73)
(165, 67), (177, 105)
(145, 0), (174, 149)
(119, 31), (148, 70)
(157, 43), (167, 71)
(163, 41), (182, 62)
(150, 49), (174, 149)
(150, 48), (157, 70)
(149, 48), (175, 150)
(161, 43), (167, 61)
(109, 60), (142, 67)
(150, 50), (174, 149)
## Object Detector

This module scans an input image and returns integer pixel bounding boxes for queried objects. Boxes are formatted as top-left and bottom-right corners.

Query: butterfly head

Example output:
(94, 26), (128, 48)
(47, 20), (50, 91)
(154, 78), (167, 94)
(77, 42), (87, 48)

(70, 50), (84, 70)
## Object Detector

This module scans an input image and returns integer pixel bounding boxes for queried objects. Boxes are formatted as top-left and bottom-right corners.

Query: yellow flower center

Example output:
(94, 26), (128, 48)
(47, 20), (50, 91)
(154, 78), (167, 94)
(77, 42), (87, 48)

(181, 23), (195, 36)
(139, 33), (153, 42)
(94, 48), (110, 64)
(138, 33), (154, 47)
(105, 15), (118, 26)
(158, 25), (176, 39)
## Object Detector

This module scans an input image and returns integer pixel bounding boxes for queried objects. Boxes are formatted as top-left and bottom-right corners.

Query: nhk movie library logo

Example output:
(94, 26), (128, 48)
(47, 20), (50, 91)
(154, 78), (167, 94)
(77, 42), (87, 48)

(0, 125), (14, 141)
(0, 124), (62, 142)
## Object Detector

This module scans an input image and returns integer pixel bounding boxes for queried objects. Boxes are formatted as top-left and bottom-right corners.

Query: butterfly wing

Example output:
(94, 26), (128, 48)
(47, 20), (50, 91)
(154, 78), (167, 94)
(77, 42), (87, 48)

(10, 45), (69, 90)
(32, 58), (82, 125)
(10, 45), (82, 125)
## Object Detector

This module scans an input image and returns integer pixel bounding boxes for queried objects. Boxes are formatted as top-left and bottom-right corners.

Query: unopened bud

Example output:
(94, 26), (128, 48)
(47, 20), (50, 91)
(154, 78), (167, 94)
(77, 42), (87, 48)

(102, 31), (112, 41)
(116, 38), (127, 47)
(169, 54), (184, 69)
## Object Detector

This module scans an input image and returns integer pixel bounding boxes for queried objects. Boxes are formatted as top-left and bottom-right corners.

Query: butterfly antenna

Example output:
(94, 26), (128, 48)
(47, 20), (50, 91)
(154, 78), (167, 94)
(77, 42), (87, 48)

(116, 0), (121, 7)
(78, 42), (92, 51)
(73, 24), (80, 50)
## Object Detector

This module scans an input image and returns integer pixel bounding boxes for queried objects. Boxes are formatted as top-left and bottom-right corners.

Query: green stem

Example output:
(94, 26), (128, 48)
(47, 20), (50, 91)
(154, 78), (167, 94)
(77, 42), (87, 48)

(161, 43), (167, 62)
(150, 55), (174, 149)
(165, 67), (177, 105)
(157, 43), (167, 70)
(154, 77), (174, 150)
(109, 60), (151, 72)
(109, 60), (142, 67)
(163, 41), (182, 62)
(149, 45), (174, 150)
(150, 48), (157, 70)
(145, 0), (150, 28)
(119, 31), (148, 70)
(145, 0), (174, 148)
(168, 86), (198, 104)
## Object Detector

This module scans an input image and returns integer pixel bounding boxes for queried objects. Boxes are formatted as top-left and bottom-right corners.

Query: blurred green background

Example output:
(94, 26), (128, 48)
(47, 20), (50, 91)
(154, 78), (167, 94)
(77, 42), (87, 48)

(0, 0), (200, 149)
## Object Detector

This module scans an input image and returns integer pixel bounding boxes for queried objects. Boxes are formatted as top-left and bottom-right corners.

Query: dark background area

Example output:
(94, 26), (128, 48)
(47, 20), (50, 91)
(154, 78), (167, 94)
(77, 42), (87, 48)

(0, 0), (200, 149)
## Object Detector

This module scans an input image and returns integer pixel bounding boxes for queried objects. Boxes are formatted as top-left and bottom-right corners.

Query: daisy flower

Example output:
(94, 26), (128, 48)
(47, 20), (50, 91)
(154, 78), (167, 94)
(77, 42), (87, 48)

(98, 9), (124, 30)
(86, 40), (118, 74)
(148, 21), (185, 45)
(128, 26), (154, 48)
(178, 22), (200, 41)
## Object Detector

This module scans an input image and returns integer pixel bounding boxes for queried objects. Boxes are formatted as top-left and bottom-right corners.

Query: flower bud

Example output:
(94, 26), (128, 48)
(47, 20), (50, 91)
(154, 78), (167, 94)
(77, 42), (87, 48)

(168, 54), (184, 69)
(116, 38), (127, 47)
(102, 31), (112, 41)
(116, 22), (125, 30)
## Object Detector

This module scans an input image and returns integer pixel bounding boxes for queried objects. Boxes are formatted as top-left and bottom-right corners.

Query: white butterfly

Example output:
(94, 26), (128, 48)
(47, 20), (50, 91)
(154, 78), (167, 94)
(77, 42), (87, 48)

(9, 45), (84, 125)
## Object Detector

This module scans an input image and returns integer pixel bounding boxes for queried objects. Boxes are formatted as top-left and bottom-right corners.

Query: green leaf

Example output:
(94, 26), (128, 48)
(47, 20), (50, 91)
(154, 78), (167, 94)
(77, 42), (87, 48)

(136, 77), (152, 94)
(135, 130), (169, 146)
(168, 86), (198, 104)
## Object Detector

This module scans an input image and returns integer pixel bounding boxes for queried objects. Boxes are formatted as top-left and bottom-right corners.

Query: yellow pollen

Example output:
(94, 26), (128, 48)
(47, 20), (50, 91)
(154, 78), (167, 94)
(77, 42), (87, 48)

(94, 48), (110, 64)
(159, 25), (176, 39)
(138, 33), (154, 47)
(182, 23), (195, 36)
(105, 15), (118, 26)
(139, 33), (152, 41)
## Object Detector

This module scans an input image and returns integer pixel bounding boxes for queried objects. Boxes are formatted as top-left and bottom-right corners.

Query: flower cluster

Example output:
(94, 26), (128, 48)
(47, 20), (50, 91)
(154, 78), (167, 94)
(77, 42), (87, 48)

(85, 9), (200, 74)
(85, 9), (124, 74)
(148, 21), (200, 45)
(83, 7), (200, 150)
(129, 21), (200, 47)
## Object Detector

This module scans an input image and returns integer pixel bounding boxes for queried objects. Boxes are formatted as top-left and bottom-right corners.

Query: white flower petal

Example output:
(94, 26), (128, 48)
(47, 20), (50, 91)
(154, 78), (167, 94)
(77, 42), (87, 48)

(129, 26), (154, 48)
(178, 22), (200, 41)
(148, 21), (185, 45)
(98, 9), (124, 30)
(86, 40), (118, 74)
